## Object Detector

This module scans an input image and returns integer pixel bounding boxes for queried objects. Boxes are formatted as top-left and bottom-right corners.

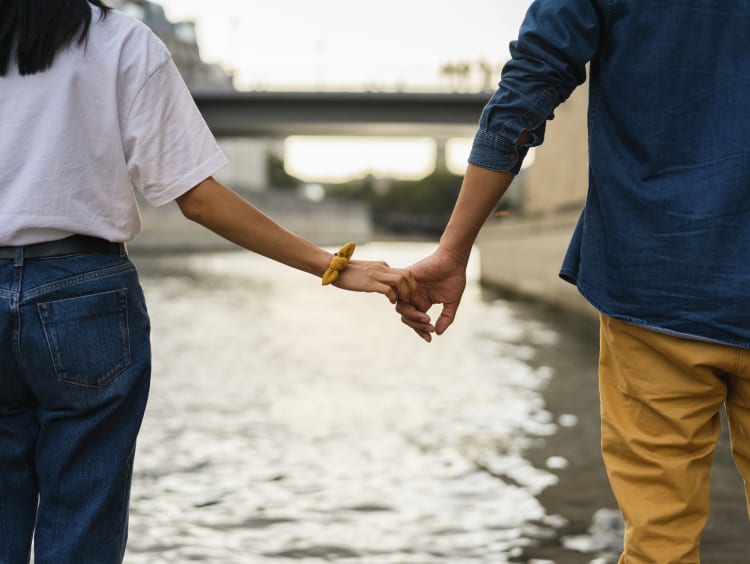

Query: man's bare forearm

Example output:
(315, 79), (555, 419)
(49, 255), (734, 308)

(438, 164), (516, 264)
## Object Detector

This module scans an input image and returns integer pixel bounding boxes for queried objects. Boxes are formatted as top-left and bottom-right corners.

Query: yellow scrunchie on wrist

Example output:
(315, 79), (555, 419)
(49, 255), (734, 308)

(322, 242), (356, 285)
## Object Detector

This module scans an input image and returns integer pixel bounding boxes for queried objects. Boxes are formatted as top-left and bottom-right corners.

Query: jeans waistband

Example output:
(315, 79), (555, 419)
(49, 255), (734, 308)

(0, 235), (127, 261)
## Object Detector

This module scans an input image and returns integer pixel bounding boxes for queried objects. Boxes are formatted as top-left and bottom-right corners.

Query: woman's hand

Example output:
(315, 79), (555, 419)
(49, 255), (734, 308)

(334, 259), (417, 304)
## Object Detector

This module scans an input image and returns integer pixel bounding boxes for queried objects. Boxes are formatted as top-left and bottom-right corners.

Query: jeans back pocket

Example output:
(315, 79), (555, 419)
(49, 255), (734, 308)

(38, 289), (132, 389)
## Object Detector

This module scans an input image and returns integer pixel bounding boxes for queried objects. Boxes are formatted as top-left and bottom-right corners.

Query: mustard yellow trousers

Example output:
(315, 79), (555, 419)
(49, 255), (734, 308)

(598, 314), (750, 564)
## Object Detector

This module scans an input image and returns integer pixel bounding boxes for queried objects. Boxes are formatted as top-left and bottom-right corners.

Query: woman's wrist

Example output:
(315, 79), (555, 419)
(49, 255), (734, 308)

(321, 242), (356, 285)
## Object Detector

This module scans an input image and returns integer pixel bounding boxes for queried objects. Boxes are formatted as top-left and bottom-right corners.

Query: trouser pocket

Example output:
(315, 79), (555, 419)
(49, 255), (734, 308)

(38, 289), (132, 388)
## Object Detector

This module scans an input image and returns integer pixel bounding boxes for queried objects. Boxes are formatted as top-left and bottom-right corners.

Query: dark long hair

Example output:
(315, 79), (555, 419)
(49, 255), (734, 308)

(0, 0), (111, 76)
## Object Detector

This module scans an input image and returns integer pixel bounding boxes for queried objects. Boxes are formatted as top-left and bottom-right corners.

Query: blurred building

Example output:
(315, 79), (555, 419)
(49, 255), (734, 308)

(109, 0), (279, 192)
(108, 0), (234, 93)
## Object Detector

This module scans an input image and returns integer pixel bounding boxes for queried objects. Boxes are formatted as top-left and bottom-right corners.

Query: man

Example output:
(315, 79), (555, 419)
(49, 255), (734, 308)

(398, 1), (750, 562)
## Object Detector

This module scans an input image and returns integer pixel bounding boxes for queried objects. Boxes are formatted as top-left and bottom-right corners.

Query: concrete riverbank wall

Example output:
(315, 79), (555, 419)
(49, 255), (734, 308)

(476, 211), (597, 322)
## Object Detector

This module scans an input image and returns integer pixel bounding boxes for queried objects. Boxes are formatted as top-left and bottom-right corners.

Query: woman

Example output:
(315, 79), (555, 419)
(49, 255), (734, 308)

(0, 2), (415, 562)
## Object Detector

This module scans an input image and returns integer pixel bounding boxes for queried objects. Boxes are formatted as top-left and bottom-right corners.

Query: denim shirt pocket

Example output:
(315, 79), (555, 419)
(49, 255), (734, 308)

(38, 289), (132, 389)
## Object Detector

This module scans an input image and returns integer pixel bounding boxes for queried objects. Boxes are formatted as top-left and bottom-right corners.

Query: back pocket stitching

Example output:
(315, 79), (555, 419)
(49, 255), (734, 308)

(38, 289), (132, 389)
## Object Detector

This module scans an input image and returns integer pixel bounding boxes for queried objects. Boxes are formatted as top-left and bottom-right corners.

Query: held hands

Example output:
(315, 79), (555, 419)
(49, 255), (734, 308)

(324, 242), (468, 342)
(333, 259), (417, 305)
(395, 247), (467, 342)
(322, 242), (417, 304)
(177, 179), (464, 322)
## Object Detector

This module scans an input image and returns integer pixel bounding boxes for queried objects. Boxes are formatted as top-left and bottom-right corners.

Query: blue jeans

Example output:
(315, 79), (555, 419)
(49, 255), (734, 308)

(0, 250), (151, 564)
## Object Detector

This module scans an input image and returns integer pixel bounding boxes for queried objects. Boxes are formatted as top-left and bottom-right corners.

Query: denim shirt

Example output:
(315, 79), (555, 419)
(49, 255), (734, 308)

(470, 0), (750, 347)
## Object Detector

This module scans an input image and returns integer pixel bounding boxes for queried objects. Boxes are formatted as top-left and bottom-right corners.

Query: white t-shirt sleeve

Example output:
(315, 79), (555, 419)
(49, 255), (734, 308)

(122, 56), (228, 207)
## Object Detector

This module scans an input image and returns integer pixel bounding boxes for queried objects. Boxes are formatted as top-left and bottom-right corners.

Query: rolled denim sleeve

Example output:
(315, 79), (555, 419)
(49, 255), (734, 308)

(470, 0), (603, 173)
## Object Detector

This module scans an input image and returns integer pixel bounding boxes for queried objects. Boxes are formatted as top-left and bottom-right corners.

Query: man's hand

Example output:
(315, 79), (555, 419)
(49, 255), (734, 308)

(395, 248), (467, 342)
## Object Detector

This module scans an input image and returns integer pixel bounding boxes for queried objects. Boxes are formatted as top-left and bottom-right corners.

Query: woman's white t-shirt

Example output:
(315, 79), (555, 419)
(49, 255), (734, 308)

(0, 7), (228, 245)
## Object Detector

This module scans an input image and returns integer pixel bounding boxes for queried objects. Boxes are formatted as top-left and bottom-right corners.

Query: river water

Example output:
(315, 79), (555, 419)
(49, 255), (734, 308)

(124, 242), (749, 564)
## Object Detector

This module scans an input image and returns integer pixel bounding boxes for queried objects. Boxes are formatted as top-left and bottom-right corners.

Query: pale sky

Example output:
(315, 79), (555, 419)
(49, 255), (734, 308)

(154, 1), (535, 181)
(157, 1), (534, 91)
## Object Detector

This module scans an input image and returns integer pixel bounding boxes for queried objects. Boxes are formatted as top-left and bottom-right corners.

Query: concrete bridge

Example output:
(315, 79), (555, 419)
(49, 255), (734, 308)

(192, 91), (491, 138)
(139, 91), (496, 251)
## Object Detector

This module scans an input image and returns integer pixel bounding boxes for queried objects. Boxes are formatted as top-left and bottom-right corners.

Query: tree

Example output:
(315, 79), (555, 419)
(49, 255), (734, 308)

(266, 151), (301, 190)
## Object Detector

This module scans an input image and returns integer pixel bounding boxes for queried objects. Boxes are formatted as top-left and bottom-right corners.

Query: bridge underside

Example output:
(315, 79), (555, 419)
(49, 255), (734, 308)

(193, 91), (490, 138)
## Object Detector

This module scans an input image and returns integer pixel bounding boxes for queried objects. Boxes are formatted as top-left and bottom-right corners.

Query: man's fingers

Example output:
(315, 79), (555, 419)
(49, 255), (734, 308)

(395, 301), (431, 324)
(435, 302), (459, 335)
(396, 302), (435, 335)
(415, 329), (432, 343)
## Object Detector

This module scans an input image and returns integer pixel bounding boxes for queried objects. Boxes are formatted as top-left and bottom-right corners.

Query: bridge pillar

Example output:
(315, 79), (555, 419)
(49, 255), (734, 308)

(434, 136), (449, 173)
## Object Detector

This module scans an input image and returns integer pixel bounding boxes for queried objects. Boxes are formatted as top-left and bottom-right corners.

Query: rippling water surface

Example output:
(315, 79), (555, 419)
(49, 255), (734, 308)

(124, 242), (747, 564)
